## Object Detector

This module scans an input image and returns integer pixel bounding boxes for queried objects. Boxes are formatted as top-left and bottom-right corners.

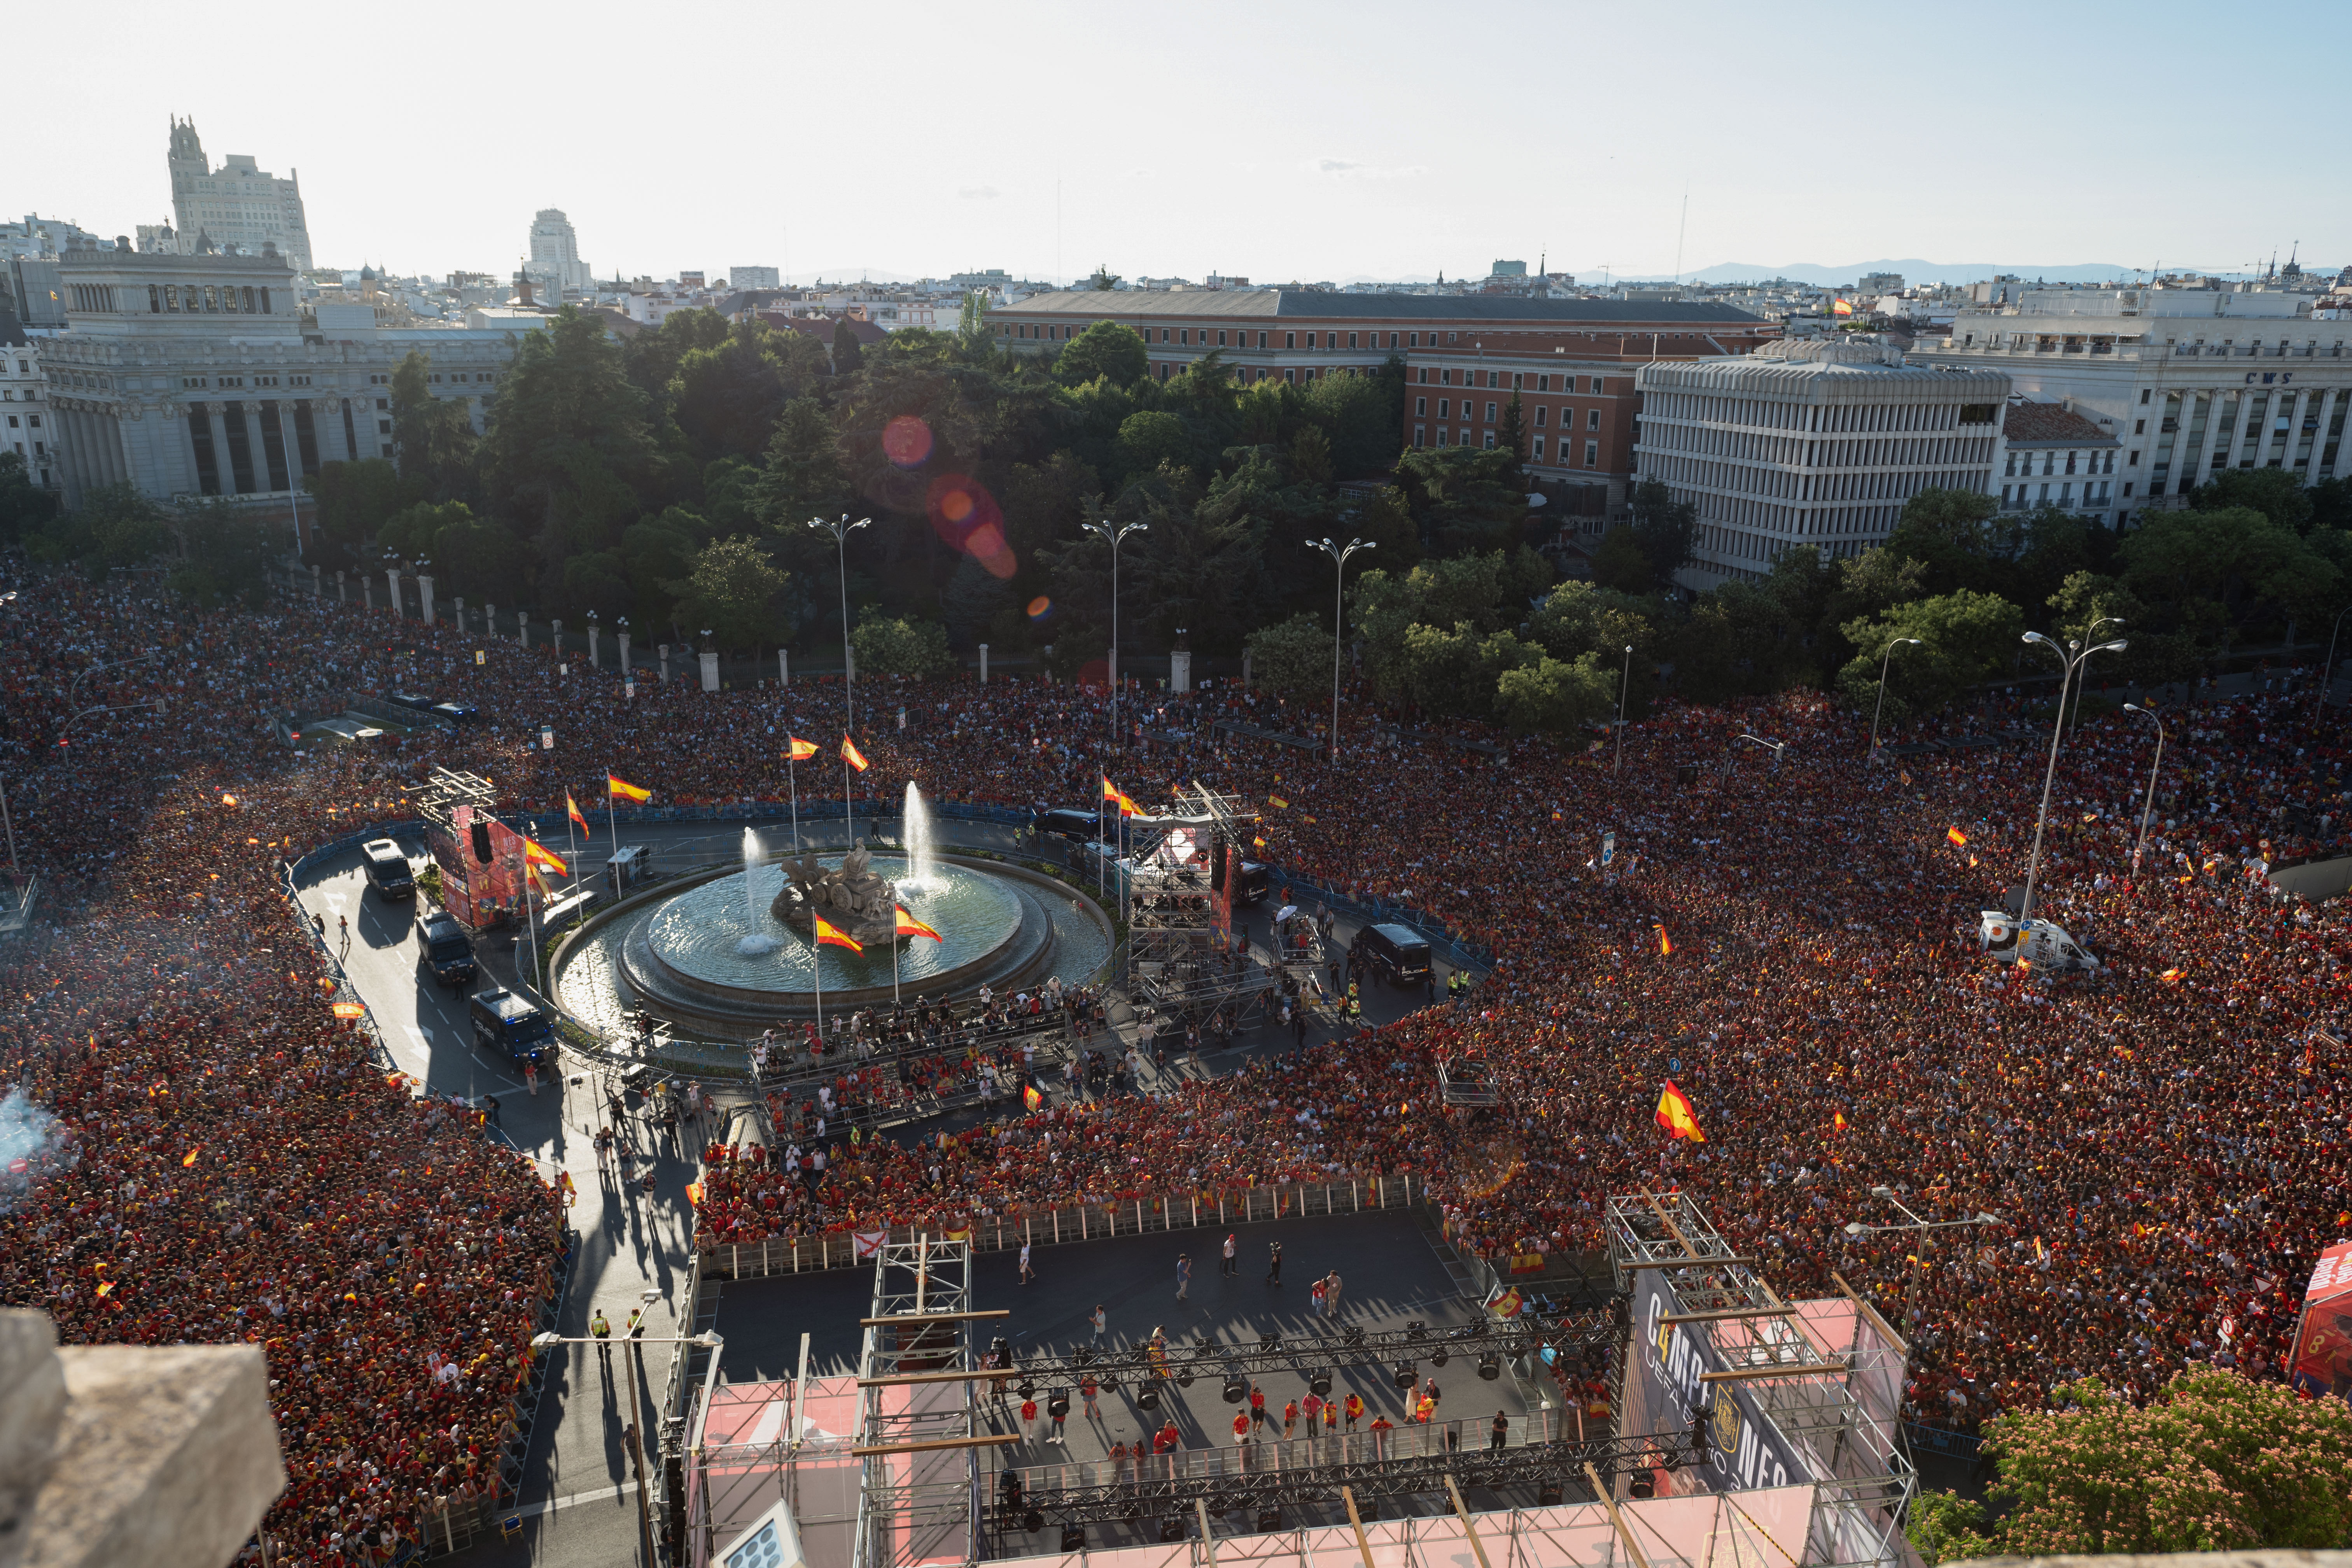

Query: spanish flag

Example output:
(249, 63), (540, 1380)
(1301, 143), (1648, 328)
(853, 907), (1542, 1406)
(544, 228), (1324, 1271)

(608, 774), (652, 803)
(183, 1148), (200, 1166)
(1269, 795), (1289, 809)
(1833, 1110), (1848, 1133)
(841, 735), (869, 772)
(1102, 777), (1142, 818)
(523, 836), (568, 876)
(567, 793), (591, 837)
(1655, 1080), (1704, 1143)
(787, 737), (818, 761)
(814, 914), (863, 954)
(685, 1182), (704, 1208)
(1654, 923), (1672, 957)
(895, 905), (943, 942)
(2160, 968), (2186, 984)
(1947, 827), (1968, 848)
(1023, 1084), (1044, 1112)
(1832, 298), (1855, 317)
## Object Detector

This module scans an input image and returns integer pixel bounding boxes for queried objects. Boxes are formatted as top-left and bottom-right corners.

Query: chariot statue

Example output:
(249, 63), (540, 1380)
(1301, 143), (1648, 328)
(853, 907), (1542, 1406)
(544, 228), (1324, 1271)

(771, 843), (900, 945)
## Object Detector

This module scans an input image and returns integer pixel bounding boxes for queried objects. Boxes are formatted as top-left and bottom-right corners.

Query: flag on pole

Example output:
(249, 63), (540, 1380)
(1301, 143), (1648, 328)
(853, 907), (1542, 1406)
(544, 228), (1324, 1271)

(894, 905), (943, 942)
(1833, 1110), (1849, 1132)
(1102, 777), (1142, 817)
(1947, 827), (1968, 847)
(1654, 923), (1673, 957)
(522, 837), (568, 876)
(814, 914), (863, 953)
(787, 737), (819, 760)
(1832, 298), (1855, 317)
(1023, 1084), (1044, 1112)
(607, 774), (652, 803)
(567, 793), (591, 837)
(841, 735), (869, 771)
(182, 1148), (200, 1166)
(1655, 1080), (1705, 1143)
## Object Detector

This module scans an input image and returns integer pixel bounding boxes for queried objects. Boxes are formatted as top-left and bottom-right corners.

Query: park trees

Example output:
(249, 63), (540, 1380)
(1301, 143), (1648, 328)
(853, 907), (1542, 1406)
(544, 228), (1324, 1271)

(1052, 320), (1149, 388)
(1835, 588), (2026, 719)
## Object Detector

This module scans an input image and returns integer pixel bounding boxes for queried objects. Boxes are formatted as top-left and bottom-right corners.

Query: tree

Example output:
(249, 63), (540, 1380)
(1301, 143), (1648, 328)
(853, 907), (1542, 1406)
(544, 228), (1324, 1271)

(1393, 446), (1528, 556)
(26, 483), (171, 579)
(1116, 411), (1192, 478)
(0, 449), (59, 548)
(2120, 504), (2341, 653)
(1289, 424), (1334, 486)
(1835, 588), (2026, 719)
(940, 553), (1013, 649)
(1494, 649), (1614, 734)
(849, 614), (956, 678)
(1587, 526), (1654, 593)
(1986, 1371), (2352, 1554)
(1626, 476), (1698, 590)
(753, 398), (851, 531)
(307, 457), (413, 566)
(1052, 320), (1149, 388)
(433, 510), (534, 608)
(1496, 392), (1529, 466)
(1883, 486), (2014, 598)
(830, 318), (864, 376)
(1245, 612), (1334, 699)
(669, 319), (827, 464)
(1304, 359), (1407, 478)
(1087, 264), (1124, 292)
(377, 499), (476, 562)
(665, 535), (790, 656)
(387, 349), (480, 502)
(167, 500), (277, 609)
(2191, 466), (2317, 533)
(1905, 1491), (1995, 1564)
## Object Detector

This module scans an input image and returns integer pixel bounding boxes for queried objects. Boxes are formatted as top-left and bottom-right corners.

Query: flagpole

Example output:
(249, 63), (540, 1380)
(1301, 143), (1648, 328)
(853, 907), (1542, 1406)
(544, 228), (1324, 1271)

(788, 757), (800, 855)
(565, 798), (580, 898)
(606, 780), (618, 869)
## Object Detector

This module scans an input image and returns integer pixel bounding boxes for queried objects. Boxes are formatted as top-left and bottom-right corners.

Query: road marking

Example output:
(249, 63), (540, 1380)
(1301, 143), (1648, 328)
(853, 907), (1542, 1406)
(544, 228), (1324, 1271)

(407, 1023), (432, 1050)
(324, 889), (346, 911)
(508, 1483), (626, 1521)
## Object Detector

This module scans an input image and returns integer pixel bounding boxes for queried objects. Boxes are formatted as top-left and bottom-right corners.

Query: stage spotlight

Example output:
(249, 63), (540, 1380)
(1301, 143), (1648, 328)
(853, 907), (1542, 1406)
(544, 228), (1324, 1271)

(1537, 1480), (1563, 1507)
(1256, 1509), (1283, 1533)
(1160, 1518), (1187, 1542)
(1405, 1320), (1428, 1340)
(1309, 1368), (1332, 1396)
(1468, 1317), (1490, 1337)
(1478, 1353), (1502, 1381)
(1097, 1375), (1119, 1394)
(1358, 1495), (1380, 1521)
(1022, 1509), (1044, 1533)
(1073, 1344), (1094, 1367)
(1259, 1330), (1281, 1350)
(998, 1472), (1022, 1505)
(1175, 1370), (1195, 1388)
(1432, 1348), (1449, 1367)
(1629, 1476), (1656, 1500)
(1223, 1376), (1249, 1404)
(1393, 1360), (1417, 1389)
(989, 1336), (1011, 1368)
(1342, 1325), (1366, 1347)
(1018, 1376), (1036, 1400)
(1047, 1389), (1070, 1419)
(1061, 1525), (1086, 1552)
(1136, 1384), (1161, 1411)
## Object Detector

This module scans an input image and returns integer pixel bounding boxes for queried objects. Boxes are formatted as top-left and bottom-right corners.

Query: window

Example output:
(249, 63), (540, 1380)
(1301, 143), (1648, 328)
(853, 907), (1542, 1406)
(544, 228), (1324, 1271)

(1257, 332), (1268, 348)
(1438, 399), (1449, 418)
(2128, 450), (2140, 466)
(1409, 332), (1419, 347)
(1441, 368), (1452, 385)
(1160, 329), (1171, 342)
(1533, 406), (1547, 427)
(1413, 425), (1425, 447)
(1484, 401), (1497, 422)
(375, 398), (388, 410)
(1532, 434), (1545, 460)
(1447, 332), (1458, 345)
(1179, 329), (1189, 345)
(1285, 332), (1296, 349)
(1415, 397), (1426, 416)
(1436, 428), (1449, 446)
(379, 419), (392, 434)
(1588, 376), (1601, 394)
(2140, 388), (2151, 404)
(1586, 440), (1599, 467)
(1588, 408), (1601, 430)
(1348, 332), (1358, 349)
(1217, 331), (1227, 346)
(1388, 333), (1400, 348)
(148, 285), (162, 313)
(1417, 368), (1428, 384)
(1483, 431), (1496, 448)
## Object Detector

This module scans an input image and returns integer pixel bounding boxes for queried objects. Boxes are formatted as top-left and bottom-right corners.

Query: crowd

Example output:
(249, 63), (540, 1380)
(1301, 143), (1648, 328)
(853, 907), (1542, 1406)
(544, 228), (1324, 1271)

(5, 558), (2352, 1565)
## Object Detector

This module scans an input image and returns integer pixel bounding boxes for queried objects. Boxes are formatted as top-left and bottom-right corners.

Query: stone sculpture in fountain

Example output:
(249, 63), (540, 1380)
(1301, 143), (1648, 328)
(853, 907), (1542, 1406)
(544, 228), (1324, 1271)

(770, 844), (901, 946)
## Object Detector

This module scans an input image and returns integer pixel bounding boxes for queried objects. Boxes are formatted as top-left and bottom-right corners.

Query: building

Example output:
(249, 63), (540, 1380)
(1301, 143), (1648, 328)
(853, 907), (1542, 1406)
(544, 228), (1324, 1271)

(167, 119), (312, 271)
(38, 247), (535, 511)
(1, 340), (59, 491)
(0, 214), (112, 261)
(1634, 338), (2010, 590)
(1910, 285), (2352, 511)
(525, 209), (594, 301)
(730, 266), (780, 289)
(1993, 398), (2121, 523)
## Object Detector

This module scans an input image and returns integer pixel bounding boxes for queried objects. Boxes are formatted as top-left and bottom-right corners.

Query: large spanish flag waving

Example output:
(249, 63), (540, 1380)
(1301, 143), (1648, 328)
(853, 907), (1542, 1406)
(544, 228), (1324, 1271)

(814, 914), (863, 953)
(895, 905), (943, 942)
(1655, 1080), (1704, 1143)
(567, 793), (591, 837)
(840, 735), (869, 772)
(1101, 777), (1142, 818)
(786, 737), (819, 761)
(608, 774), (652, 803)
(522, 836), (568, 877)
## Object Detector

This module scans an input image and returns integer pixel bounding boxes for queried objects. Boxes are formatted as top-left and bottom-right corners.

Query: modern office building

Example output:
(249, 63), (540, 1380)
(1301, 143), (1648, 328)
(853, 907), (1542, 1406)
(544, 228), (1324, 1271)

(167, 119), (313, 271)
(730, 266), (780, 289)
(525, 209), (594, 301)
(1910, 286), (2352, 512)
(1634, 338), (2010, 590)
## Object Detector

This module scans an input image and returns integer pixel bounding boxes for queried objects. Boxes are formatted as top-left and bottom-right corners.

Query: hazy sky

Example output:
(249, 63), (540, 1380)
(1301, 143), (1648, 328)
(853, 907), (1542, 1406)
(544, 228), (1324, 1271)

(28, 0), (2338, 286)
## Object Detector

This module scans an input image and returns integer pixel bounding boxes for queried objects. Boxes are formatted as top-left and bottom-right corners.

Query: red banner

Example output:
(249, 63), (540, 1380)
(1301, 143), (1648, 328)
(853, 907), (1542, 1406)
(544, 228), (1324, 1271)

(2291, 1240), (2352, 1397)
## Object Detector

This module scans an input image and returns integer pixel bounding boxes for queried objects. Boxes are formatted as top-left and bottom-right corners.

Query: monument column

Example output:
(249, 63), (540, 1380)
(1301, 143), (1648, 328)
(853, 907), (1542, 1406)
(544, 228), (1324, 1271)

(417, 575), (436, 625)
(978, 643), (989, 685)
(588, 619), (601, 669)
(700, 646), (721, 693)
(385, 568), (402, 618)
(517, 610), (530, 648)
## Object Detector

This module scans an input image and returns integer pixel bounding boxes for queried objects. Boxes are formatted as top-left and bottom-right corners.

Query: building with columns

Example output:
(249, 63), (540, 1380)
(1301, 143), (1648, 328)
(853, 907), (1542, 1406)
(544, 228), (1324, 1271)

(1909, 285), (2352, 516)
(1633, 339), (2010, 590)
(40, 247), (536, 513)
(167, 119), (313, 272)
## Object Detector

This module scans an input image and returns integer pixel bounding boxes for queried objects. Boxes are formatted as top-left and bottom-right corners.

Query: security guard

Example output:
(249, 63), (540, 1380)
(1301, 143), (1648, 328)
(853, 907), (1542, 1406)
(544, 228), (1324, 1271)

(590, 1309), (612, 1368)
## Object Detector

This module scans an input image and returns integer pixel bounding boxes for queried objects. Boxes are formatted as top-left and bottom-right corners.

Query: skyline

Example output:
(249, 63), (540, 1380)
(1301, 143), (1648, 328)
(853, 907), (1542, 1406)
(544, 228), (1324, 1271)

(22, 0), (2346, 288)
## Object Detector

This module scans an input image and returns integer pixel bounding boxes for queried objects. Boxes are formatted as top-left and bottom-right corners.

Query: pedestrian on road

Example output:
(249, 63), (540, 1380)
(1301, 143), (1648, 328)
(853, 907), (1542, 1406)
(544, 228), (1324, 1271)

(525, 1063), (539, 1097)
(1082, 1375), (1100, 1420)
(1091, 1304), (1106, 1345)
(1232, 1412), (1250, 1447)
(312, 913), (325, 940)
(1019, 1242), (1034, 1286)
(1020, 1395), (1038, 1443)
(483, 1094), (501, 1129)
(1266, 1240), (1283, 1286)
(1249, 1384), (1267, 1430)
(1422, 1375), (1442, 1416)
(1222, 1232), (1236, 1276)
(1323, 1398), (1339, 1436)
(1344, 1392), (1364, 1431)
(1175, 1253), (1190, 1303)
(590, 1309), (611, 1369)
(1324, 1271), (1343, 1317)
(337, 914), (349, 950)
(1282, 1398), (1298, 1440)
(1490, 1411), (1510, 1451)
(1310, 1278), (1326, 1317)
(1050, 1400), (1067, 1444)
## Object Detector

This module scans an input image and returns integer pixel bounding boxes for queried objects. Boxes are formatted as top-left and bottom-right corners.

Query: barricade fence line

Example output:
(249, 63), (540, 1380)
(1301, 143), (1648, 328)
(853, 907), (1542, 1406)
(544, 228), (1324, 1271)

(702, 1175), (1422, 1281)
(1001, 1405), (1566, 1493)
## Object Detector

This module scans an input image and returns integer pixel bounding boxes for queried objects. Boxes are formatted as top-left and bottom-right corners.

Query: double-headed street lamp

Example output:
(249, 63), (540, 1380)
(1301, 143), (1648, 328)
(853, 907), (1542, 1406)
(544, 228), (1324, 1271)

(1614, 644), (1634, 775)
(532, 1325), (723, 1568)
(1867, 638), (1923, 763)
(1308, 536), (1374, 765)
(2318, 604), (2352, 722)
(2123, 702), (2169, 875)
(807, 515), (870, 730)
(1081, 518), (1147, 750)
(2019, 622), (2126, 921)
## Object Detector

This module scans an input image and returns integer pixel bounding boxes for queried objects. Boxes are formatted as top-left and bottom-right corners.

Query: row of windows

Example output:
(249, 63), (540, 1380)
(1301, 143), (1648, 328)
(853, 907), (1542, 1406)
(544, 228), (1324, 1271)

(1007, 320), (1549, 352)
(1416, 369), (1605, 394)
(135, 282), (274, 316)
(1643, 421), (1997, 471)
(1648, 452), (1990, 504)
(1412, 396), (1603, 431)
(1647, 390), (1996, 432)
(2004, 449), (2116, 478)
(1412, 425), (1603, 466)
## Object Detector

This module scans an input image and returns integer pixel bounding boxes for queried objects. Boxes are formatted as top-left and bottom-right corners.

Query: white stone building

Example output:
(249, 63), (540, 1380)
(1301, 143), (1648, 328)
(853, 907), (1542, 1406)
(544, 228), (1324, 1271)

(525, 209), (594, 301)
(167, 119), (312, 272)
(1, 340), (59, 491)
(1993, 399), (2121, 523)
(1910, 286), (2352, 512)
(39, 248), (534, 512)
(1633, 339), (2010, 590)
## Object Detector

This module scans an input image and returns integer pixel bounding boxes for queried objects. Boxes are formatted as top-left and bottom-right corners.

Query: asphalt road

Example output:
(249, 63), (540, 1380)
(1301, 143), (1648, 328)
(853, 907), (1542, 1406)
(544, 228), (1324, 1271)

(295, 813), (1475, 1568)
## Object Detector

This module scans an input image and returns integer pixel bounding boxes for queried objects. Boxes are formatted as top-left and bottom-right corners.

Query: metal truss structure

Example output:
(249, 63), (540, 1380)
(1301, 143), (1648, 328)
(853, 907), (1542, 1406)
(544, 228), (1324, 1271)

(850, 1239), (981, 1568)
(409, 765), (496, 830)
(987, 1426), (1702, 1542)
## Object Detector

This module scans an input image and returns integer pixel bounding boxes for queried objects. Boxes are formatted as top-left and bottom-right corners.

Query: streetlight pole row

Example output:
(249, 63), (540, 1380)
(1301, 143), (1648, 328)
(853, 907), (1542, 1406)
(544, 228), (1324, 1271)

(1867, 638), (1922, 763)
(1309, 537), (1373, 766)
(2018, 620), (2126, 922)
(2123, 702), (2168, 876)
(1083, 518), (1148, 754)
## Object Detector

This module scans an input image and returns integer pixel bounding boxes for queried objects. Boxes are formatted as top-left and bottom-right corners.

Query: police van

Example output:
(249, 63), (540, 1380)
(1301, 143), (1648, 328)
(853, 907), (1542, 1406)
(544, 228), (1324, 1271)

(469, 988), (553, 1066)
(361, 838), (414, 900)
(1979, 910), (2099, 973)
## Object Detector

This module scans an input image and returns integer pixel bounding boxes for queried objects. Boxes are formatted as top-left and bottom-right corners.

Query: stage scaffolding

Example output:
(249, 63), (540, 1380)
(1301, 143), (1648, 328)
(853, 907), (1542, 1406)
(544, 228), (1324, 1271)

(1124, 787), (1278, 1040)
(852, 1238), (983, 1568)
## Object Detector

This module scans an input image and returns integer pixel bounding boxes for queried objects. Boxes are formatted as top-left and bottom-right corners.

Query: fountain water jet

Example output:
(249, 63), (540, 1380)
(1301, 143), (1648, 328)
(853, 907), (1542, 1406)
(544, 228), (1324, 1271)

(899, 782), (939, 894)
(735, 827), (782, 956)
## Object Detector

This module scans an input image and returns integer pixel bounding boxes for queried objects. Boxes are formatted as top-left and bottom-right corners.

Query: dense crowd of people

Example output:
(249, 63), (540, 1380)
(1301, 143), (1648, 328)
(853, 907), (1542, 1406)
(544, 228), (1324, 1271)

(6, 560), (2351, 1567)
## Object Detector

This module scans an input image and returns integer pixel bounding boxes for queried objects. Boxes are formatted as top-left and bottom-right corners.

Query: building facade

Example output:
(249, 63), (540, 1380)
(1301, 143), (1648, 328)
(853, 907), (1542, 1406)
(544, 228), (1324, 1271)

(41, 248), (533, 511)
(729, 266), (780, 289)
(167, 119), (312, 271)
(525, 209), (594, 301)
(1910, 286), (2352, 513)
(2, 341), (58, 491)
(1993, 399), (2121, 522)
(1634, 339), (2010, 590)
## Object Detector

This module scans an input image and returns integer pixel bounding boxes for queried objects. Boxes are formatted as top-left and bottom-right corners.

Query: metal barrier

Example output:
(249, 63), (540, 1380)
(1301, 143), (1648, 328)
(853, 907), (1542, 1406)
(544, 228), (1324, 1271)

(702, 1176), (1422, 1281)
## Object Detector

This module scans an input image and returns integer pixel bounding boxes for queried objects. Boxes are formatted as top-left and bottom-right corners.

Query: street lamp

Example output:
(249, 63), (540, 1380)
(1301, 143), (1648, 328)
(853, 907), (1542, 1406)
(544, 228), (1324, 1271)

(1082, 518), (1148, 751)
(1734, 733), (1786, 771)
(1843, 1187), (2001, 1236)
(531, 1325), (723, 1568)
(1867, 638), (1923, 763)
(2019, 623), (2126, 921)
(807, 514), (870, 730)
(1614, 644), (1634, 775)
(2123, 702), (2168, 876)
(2318, 604), (2352, 723)
(1308, 537), (1374, 765)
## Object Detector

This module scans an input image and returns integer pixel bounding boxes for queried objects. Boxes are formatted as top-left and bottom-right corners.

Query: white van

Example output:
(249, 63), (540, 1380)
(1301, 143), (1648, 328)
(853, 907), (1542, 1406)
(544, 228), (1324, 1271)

(1980, 910), (2099, 972)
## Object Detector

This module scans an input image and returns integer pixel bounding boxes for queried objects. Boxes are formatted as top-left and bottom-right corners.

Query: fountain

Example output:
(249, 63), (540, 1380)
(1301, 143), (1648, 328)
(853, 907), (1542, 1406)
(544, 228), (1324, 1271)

(900, 781), (939, 894)
(734, 828), (783, 956)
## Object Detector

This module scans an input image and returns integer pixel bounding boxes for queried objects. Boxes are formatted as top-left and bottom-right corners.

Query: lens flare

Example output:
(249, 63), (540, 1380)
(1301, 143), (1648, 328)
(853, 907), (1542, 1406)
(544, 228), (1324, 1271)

(940, 488), (975, 525)
(882, 415), (934, 469)
(1027, 596), (1052, 621)
(926, 474), (1016, 578)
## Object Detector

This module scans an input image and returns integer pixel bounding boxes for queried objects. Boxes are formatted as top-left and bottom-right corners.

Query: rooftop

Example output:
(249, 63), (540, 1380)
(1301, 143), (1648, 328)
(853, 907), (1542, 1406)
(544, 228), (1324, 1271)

(1004, 288), (1764, 325)
(2000, 400), (2118, 447)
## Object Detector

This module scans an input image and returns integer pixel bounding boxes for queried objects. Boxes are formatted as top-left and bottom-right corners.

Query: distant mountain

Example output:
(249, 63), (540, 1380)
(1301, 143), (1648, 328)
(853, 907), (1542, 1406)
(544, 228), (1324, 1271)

(1675, 258), (2174, 287)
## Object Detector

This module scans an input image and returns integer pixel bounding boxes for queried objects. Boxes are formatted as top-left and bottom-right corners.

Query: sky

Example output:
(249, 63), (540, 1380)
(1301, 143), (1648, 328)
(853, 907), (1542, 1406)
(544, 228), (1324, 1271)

(25, 0), (2342, 289)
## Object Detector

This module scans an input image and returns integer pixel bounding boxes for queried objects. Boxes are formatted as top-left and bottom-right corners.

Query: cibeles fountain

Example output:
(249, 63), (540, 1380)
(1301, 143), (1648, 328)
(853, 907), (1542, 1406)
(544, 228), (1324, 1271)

(553, 783), (1113, 1031)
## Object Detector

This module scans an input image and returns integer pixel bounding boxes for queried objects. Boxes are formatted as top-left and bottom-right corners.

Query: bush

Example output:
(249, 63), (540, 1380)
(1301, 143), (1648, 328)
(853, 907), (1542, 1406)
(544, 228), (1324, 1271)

(850, 615), (956, 679)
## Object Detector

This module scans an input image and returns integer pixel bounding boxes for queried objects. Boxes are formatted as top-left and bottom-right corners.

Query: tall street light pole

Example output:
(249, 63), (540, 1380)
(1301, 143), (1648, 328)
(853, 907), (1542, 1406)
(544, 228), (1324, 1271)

(810, 515), (870, 845)
(1614, 644), (1634, 775)
(2019, 622), (2126, 921)
(1309, 537), (1374, 766)
(1867, 637), (1922, 763)
(2317, 604), (2352, 724)
(1081, 518), (1147, 754)
(2123, 702), (2169, 877)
